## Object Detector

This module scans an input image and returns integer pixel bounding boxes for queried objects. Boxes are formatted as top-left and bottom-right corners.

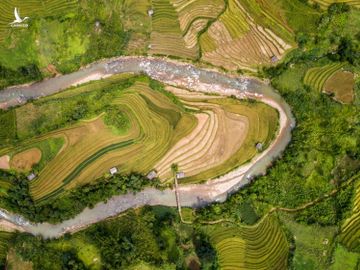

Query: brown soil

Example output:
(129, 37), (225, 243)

(155, 101), (248, 180)
(323, 71), (355, 104)
(0, 220), (25, 232)
(6, 249), (33, 270)
(45, 64), (61, 77)
(10, 148), (42, 172)
(0, 155), (10, 170)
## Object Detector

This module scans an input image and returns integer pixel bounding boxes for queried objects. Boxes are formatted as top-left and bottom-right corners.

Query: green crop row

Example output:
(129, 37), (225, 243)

(303, 63), (345, 91)
(208, 216), (289, 270)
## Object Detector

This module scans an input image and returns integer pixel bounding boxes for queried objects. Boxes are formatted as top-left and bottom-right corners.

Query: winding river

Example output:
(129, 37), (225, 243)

(0, 56), (295, 238)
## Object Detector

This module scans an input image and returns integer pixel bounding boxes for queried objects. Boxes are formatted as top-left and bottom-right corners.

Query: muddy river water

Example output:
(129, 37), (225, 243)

(0, 56), (295, 238)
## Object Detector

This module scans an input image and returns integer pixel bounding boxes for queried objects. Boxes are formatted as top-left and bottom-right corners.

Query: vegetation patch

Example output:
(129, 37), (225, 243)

(281, 214), (337, 270)
(104, 107), (131, 134)
(0, 110), (16, 146)
(329, 244), (359, 270)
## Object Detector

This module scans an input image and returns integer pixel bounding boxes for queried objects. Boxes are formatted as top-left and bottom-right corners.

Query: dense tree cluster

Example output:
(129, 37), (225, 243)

(4, 171), (159, 223)
(10, 207), (210, 269)
(0, 64), (42, 90)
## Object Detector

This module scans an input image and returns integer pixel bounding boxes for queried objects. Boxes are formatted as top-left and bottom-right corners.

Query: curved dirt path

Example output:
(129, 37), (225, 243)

(0, 56), (295, 238)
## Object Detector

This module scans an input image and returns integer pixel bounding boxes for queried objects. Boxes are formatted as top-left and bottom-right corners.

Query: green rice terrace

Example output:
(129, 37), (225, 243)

(0, 0), (359, 269)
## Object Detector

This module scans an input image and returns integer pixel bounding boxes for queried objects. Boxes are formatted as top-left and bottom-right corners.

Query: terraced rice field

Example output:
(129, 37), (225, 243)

(309, 0), (360, 8)
(207, 216), (289, 270)
(170, 0), (225, 49)
(0, 0), (78, 43)
(339, 181), (360, 250)
(150, 0), (198, 59)
(323, 70), (355, 104)
(303, 63), (345, 92)
(2, 76), (278, 201)
(156, 89), (278, 183)
(29, 81), (192, 201)
(199, 0), (292, 71)
(150, 0), (295, 70)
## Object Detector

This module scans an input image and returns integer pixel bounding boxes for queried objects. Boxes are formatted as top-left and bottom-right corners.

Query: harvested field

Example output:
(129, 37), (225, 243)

(200, 0), (292, 71)
(323, 71), (355, 104)
(156, 102), (248, 181)
(0, 155), (10, 170)
(10, 147), (42, 172)
(207, 216), (289, 270)
(303, 63), (345, 92)
(156, 90), (278, 183)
